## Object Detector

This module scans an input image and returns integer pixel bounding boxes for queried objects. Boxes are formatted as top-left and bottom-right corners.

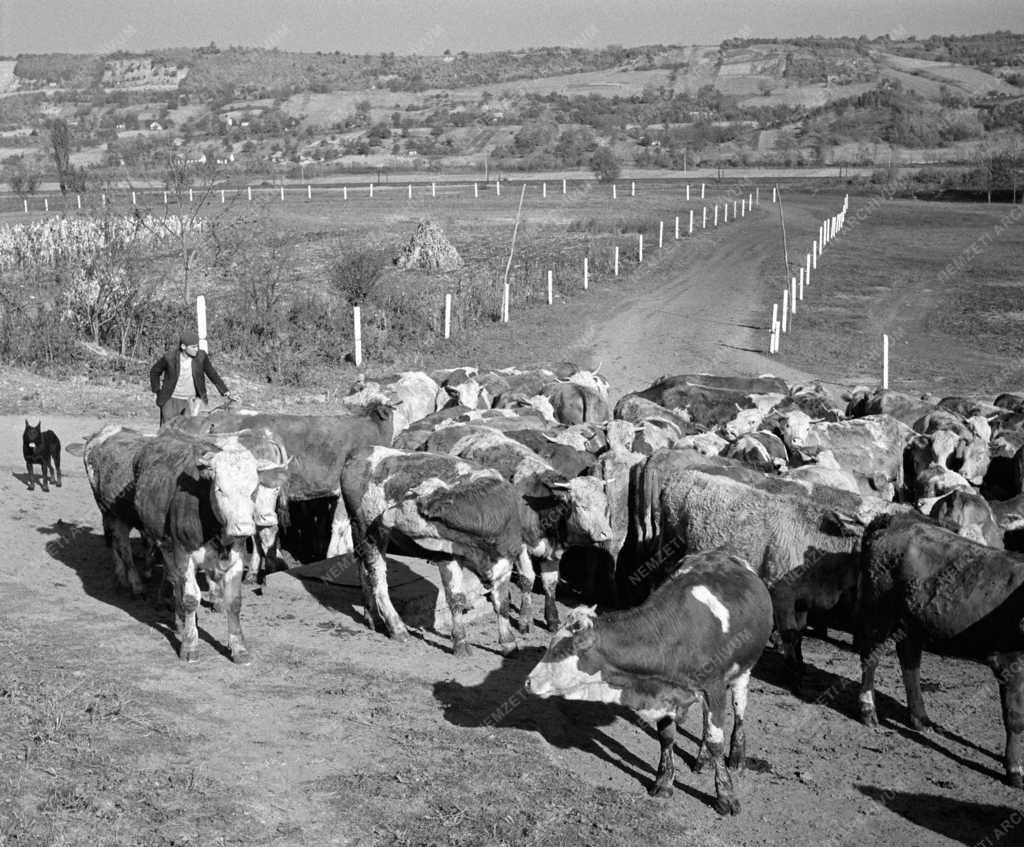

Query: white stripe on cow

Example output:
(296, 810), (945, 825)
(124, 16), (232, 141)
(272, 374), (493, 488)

(691, 585), (730, 633)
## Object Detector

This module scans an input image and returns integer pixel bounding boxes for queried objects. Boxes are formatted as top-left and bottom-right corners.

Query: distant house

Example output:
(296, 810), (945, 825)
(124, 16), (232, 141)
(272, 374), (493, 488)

(149, 121), (163, 131)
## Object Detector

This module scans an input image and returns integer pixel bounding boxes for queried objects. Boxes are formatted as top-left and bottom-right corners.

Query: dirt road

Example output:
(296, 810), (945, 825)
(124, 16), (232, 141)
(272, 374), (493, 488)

(2, 203), (1022, 846)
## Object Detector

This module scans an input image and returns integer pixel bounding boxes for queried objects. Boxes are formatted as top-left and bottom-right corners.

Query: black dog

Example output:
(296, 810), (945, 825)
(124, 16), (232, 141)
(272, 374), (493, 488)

(22, 420), (61, 492)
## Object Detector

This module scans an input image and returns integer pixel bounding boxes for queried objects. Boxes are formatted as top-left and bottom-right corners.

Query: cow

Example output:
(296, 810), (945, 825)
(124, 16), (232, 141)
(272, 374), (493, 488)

(344, 371), (446, 436)
(995, 393), (1024, 414)
(857, 511), (1024, 788)
(786, 382), (844, 421)
(82, 425), (154, 596)
(619, 375), (786, 431)
(338, 447), (533, 655)
(724, 431), (789, 473)
(526, 549), (772, 816)
(130, 429), (286, 663)
(991, 495), (1024, 553)
(911, 409), (991, 486)
(542, 381), (610, 425)
(929, 489), (1003, 548)
(176, 401), (395, 560)
(844, 387), (938, 425)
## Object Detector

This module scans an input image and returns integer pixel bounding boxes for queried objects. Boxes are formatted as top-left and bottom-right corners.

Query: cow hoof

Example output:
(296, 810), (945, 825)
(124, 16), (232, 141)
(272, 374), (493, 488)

(860, 708), (879, 728)
(1006, 773), (1023, 789)
(498, 640), (518, 657)
(726, 756), (745, 774)
(691, 755), (710, 774)
(907, 714), (932, 732)
(231, 649), (253, 666)
(517, 618), (532, 635)
(648, 782), (674, 798)
(179, 648), (200, 663)
(452, 642), (472, 658)
(54, 480), (62, 488)
(714, 795), (741, 816)
(544, 614), (560, 632)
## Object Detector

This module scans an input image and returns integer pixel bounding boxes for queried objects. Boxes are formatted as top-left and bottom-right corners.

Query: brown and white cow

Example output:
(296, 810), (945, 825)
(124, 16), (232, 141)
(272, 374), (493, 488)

(858, 511), (1024, 788)
(526, 549), (772, 815)
(339, 447), (533, 656)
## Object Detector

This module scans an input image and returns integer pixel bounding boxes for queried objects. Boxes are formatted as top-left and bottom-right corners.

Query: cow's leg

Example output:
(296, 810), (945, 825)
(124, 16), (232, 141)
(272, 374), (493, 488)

(488, 569), (518, 656)
(649, 714), (677, 798)
(24, 459), (34, 491)
(705, 687), (740, 816)
(859, 638), (883, 726)
(692, 698), (711, 773)
(326, 500), (354, 557)
(439, 559), (471, 656)
(360, 541), (408, 642)
(997, 666), (1024, 788)
(514, 547), (535, 634)
(727, 670), (751, 773)
(107, 517), (144, 596)
(168, 545), (202, 662)
(896, 633), (931, 730)
(219, 542), (251, 665)
(539, 558), (560, 631)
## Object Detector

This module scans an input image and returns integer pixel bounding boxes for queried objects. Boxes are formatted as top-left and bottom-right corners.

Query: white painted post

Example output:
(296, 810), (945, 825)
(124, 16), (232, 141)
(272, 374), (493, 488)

(798, 267), (805, 301)
(723, 203), (727, 224)
(772, 185), (777, 203)
(196, 295), (208, 352)
(674, 216), (679, 240)
(686, 184), (690, 201)
(782, 289), (789, 332)
(496, 180), (501, 197)
(614, 246), (619, 276)
(813, 240), (818, 269)
(131, 191), (136, 205)
(613, 184), (617, 200)
(353, 306), (363, 367)
(44, 197), (49, 212)
(701, 183), (705, 199)
(221, 190), (225, 203)
(547, 270), (553, 304)
(733, 199), (738, 218)
(583, 257), (589, 290)
(805, 253), (812, 286)
(101, 193), (107, 206)
(748, 193), (753, 210)
(702, 207), (707, 228)
(307, 184), (312, 200)
(369, 183), (374, 198)
(755, 188), (760, 206)
(23, 199), (27, 213)
(431, 182), (436, 197)
(689, 209), (694, 235)
(188, 188), (194, 202)
(408, 184), (412, 199)
(502, 282), (510, 322)
(474, 182), (479, 198)
(791, 277), (797, 314)
(882, 334), (890, 389)
(77, 194), (81, 209)
(343, 186), (348, 200)
(443, 293), (452, 339)
(247, 186), (252, 201)
(741, 199), (746, 217)
(163, 191), (168, 205)
(562, 178), (566, 194)
(770, 303), (779, 353)
(659, 221), (664, 248)
(638, 234), (644, 263)
(714, 205), (719, 226)
(631, 181), (635, 197)
(280, 186), (285, 201)
(542, 182), (547, 198)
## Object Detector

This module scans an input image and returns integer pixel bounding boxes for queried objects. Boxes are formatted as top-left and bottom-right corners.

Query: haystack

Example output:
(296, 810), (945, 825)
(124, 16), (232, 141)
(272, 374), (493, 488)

(395, 220), (463, 272)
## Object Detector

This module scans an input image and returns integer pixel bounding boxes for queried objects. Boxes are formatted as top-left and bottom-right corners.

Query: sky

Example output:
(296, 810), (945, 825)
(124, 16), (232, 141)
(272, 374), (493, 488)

(1, 0), (1021, 56)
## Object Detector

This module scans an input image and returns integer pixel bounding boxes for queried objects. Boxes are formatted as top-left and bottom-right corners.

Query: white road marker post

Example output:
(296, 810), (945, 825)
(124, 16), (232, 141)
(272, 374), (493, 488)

(674, 216), (679, 240)
(220, 190), (225, 203)
(131, 191), (136, 205)
(547, 270), (553, 304)
(496, 180), (501, 197)
(474, 182), (479, 198)
(638, 233), (644, 263)
(196, 295), (208, 352)
(432, 182), (436, 197)
(748, 192), (752, 210)
(701, 183), (705, 199)
(805, 253), (812, 286)
(542, 182), (547, 198)
(353, 306), (362, 368)
(741, 198), (746, 217)
(444, 293), (452, 339)
(22, 199), (27, 213)
(702, 206), (707, 228)
(343, 186), (348, 200)
(770, 303), (779, 353)
(614, 246), (620, 276)
(882, 334), (890, 389)
(798, 267), (805, 300)
(369, 183), (374, 198)
(772, 185), (777, 203)
(408, 184), (412, 199)
(307, 184), (312, 200)
(659, 221), (664, 248)
(188, 188), (194, 202)
(631, 180), (635, 197)
(723, 203), (728, 224)
(562, 178), (566, 194)
(280, 186), (285, 201)
(583, 257), (589, 290)
(812, 239), (818, 269)
(163, 191), (168, 205)
(247, 186), (252, 201)
(791, 276), (797, 314)
(686, 184), (690, 200)
(782, 289), (789, 332)
(77, 194), (82, 209)
(44, 197), (49, 212)
(733, 199), (738, 219)
(502, 283), (510, 322)
(613, 184), (617, 200)
(714, 205), (719, 226)
(755, 188), (759, 206)
(689, 209), (694, 235)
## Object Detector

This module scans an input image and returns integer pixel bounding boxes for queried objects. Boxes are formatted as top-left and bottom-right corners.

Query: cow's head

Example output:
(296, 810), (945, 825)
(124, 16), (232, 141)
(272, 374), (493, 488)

(547, 477), (614, 545)
(196, 439), (261, 540)
(526, 607), (621, 702)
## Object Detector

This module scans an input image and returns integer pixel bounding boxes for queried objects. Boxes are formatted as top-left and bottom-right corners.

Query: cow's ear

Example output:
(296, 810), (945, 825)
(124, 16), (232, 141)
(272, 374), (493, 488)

(821, 510), (864, 537)
(571, 627), (596, 652)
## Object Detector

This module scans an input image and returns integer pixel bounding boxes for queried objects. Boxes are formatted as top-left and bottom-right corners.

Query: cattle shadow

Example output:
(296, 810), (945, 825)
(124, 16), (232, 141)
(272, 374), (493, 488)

(855, 785), (1021, 846)
(432, 649), (719, 811)
(37, 520), (232, 662)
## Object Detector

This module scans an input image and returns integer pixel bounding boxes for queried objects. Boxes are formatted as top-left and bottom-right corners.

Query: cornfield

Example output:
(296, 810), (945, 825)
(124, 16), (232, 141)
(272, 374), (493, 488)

(0, 214), (204, 270)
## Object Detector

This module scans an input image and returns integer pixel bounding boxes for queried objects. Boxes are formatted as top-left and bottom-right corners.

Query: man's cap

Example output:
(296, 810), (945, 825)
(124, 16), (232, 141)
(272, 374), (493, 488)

(180, 329), (200, 346)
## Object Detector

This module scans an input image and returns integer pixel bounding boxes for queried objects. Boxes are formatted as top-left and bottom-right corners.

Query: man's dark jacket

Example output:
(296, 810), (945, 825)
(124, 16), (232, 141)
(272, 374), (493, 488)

(150, 348), (228, 407)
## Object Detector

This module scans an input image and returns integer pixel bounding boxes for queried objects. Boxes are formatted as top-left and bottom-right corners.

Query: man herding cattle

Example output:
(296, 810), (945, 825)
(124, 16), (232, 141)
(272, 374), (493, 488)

(150, 329), (234, 426)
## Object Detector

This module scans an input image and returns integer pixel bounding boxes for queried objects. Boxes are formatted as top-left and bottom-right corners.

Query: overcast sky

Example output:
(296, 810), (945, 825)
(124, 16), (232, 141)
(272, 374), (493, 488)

(1, 0), (1021, 55)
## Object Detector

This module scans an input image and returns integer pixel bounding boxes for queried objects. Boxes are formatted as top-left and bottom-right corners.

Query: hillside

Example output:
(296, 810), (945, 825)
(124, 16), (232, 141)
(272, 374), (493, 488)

(1, 33), (1021, 186)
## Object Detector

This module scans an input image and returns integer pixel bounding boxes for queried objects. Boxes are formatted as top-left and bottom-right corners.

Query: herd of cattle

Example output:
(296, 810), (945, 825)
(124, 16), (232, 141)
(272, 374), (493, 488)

(74, 364), (1024, 815)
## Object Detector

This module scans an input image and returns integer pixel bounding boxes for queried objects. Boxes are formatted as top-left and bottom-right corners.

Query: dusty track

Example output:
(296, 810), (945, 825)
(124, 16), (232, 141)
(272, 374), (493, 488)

(2, 202), (1022, 846)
